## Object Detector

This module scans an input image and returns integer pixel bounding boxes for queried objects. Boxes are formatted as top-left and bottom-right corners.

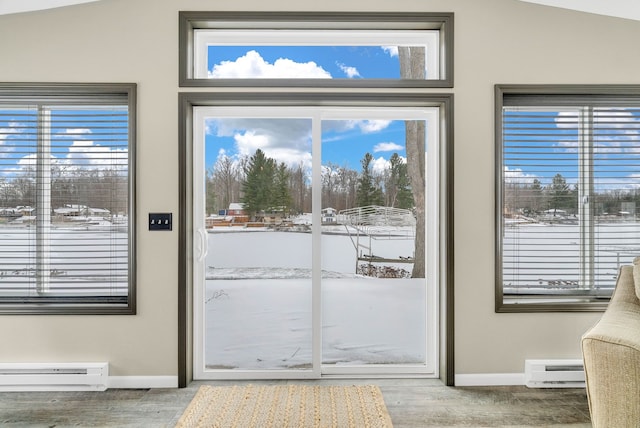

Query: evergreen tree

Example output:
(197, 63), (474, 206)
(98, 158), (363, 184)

(241, 149), (276, 220)
(388, 153), (414, 209)
(356, 153), (383, 207)
(530, 178), (543, 212)
(273, 162), (292, 215)
(548, 173), (572, 212)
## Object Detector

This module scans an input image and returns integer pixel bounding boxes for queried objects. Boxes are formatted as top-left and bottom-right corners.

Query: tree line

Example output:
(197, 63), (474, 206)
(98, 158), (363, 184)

(0, 165), (128, 215)
(504, 173), (640, 217)
(206, 149), (414, 220)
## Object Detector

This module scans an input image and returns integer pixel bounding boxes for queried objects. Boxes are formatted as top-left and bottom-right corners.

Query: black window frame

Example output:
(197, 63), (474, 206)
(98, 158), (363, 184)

(178, 11), (454, 88)
(0, 83), (137, 315)
(495, 84), (640, 312)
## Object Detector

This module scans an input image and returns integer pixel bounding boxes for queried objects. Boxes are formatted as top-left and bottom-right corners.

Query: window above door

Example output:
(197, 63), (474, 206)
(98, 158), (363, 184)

(179, 12), (454, 88)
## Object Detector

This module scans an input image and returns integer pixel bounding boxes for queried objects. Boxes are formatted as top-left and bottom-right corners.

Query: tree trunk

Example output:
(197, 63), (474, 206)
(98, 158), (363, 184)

(399, 47), (426, 278)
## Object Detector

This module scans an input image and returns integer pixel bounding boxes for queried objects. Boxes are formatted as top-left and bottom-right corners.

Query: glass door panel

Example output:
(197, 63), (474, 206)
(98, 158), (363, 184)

(320, 118), (428, 371)
(198, 115), (314, 373)
(193, 107), (438, 378)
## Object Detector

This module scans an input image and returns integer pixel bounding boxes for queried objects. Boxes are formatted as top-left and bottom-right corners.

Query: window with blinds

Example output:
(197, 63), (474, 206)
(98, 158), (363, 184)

(0, 83), (136, 314)
(496, 85), (640, 311)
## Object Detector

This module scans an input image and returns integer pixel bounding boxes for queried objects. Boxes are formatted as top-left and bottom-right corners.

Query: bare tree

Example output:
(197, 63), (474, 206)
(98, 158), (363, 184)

(212, 155), (238, 211)
(399, 46), (426, 278)
(288, 163), (309, 214)
(322, 162), (343, 209)
(341, 166), (359, 210)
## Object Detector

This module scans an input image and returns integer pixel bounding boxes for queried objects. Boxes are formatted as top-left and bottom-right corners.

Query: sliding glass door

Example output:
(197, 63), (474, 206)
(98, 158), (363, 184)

(193, 106), (439, 379)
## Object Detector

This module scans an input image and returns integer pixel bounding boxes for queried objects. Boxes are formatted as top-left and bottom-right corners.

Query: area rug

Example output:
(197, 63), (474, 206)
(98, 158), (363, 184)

(175, 384), (393, 428)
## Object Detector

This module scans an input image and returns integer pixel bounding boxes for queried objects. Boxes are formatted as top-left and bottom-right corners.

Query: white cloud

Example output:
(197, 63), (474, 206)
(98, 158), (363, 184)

(504, 165), (537, 184)
(209, 50), (331, 79)
(351, 120), (392, 133)
(557, 140), (578, 152)
(320, 120), (393, 136)
(555, 110), (640, 157)
(337, 62), (360, 78)
(382, 46), (398, 57)
(233, 131), (312, 169)
(66, 140), (128, 168)
(16, 153), (38, 167)
(361, 120), (392, 133)
(557, 110), (640, 131)
(372, 156), (391, 174)
(624, 174), (640, 188)
(0, 122), (22, 149)
(208, 118), (313, 169)
(373, 142), (404, 153)
(233, 131), (270, 157)
(554, 111), (579, 128)
(61, 128), (92, 136)
(12, 153), (59, 173)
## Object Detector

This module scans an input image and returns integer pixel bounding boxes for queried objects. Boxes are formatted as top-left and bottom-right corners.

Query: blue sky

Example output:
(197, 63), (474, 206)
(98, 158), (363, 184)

(208, 46), (401, 79)
(205, 117), (410, 174)
(503, 108), (640, 190)
(204, 46), (424, 173)
(0, 108), (128, 178)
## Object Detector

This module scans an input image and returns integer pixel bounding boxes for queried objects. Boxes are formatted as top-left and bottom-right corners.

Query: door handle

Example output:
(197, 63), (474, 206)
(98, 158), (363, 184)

(197, 228), (209, 262)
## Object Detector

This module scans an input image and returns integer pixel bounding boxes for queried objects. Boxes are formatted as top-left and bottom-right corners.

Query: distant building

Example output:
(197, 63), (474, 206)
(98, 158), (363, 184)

(227, 203), (245, 216)
(53, 205), (110, 217)
(322, 207), (337, 224)
(207, 203), (249, 228)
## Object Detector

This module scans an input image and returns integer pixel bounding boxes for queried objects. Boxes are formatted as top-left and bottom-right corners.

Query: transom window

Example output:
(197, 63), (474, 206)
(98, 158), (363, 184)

(496, 85), (640, 311)
(179, 12), (453, 87)
(0, 83), (136, 314)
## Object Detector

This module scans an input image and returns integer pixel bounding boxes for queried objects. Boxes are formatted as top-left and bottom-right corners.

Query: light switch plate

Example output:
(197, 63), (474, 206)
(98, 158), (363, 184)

(149, 213), (172, 231)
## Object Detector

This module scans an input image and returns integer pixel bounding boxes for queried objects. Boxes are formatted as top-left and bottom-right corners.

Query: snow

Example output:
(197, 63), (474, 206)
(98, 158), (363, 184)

(203, 228), (426, 370)
(503, 222), (640, 289)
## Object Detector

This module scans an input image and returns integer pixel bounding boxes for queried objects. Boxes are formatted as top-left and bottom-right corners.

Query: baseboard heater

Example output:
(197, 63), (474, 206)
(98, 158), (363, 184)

(0, 362), (108, 391)
(524, 359), (585, 388)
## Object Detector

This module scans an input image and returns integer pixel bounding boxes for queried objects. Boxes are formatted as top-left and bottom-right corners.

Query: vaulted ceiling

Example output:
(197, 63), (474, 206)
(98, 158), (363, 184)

(1, 0), (639, 21)
(519, 0), (640, 21)
(0, 0), (99, 16)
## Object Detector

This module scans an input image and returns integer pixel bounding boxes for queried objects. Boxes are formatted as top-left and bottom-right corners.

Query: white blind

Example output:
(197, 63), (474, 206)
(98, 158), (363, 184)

(501, 100), (640, 299)
(0, 85), (134, 312)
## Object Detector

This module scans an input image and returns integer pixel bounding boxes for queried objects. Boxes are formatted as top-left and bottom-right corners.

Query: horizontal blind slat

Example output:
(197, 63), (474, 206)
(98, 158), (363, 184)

(501, 103), (640, 296)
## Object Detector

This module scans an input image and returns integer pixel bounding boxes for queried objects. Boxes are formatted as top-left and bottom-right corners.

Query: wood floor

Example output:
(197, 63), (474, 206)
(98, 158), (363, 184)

(0, 379), (592, 427)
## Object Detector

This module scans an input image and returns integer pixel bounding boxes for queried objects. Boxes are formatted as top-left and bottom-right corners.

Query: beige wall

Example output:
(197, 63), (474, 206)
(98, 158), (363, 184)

(1, 0), (638, 380)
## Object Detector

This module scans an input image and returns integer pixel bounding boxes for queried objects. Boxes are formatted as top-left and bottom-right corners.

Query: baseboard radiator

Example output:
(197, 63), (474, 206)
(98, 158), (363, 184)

(524, 359), (585, 388)
(0, 362), (108, 391)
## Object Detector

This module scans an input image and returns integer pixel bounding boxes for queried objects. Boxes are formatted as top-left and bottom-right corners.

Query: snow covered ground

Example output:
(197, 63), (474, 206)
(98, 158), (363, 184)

(203, 228), (426, 370)
(0, 226), (128, 293)
(503, 222), (640, 290)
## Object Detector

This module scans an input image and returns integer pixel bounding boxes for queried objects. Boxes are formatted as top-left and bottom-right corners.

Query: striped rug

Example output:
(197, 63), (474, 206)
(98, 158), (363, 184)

(175, 384), (393, 428)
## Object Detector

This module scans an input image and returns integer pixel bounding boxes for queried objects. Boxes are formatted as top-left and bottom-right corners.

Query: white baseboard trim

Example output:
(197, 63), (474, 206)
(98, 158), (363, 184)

(108, 376), (178, 389)
(455, 373), (525, 386)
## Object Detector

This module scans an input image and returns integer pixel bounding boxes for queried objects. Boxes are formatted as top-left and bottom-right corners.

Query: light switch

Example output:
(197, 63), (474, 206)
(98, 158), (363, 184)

(149, 213), (172, 231)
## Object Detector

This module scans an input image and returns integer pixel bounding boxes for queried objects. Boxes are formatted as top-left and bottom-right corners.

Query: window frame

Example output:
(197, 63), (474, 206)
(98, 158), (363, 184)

(191, 104), (441, 378)
(178, 11), (454, 88)
(495, 84), (640, 313)
(0, 82), (137, 315)
(178, 91), (455, 385)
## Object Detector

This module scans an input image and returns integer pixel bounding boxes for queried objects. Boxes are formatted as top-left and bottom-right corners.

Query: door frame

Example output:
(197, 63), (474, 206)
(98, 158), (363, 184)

(178, 92), (455, 386)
